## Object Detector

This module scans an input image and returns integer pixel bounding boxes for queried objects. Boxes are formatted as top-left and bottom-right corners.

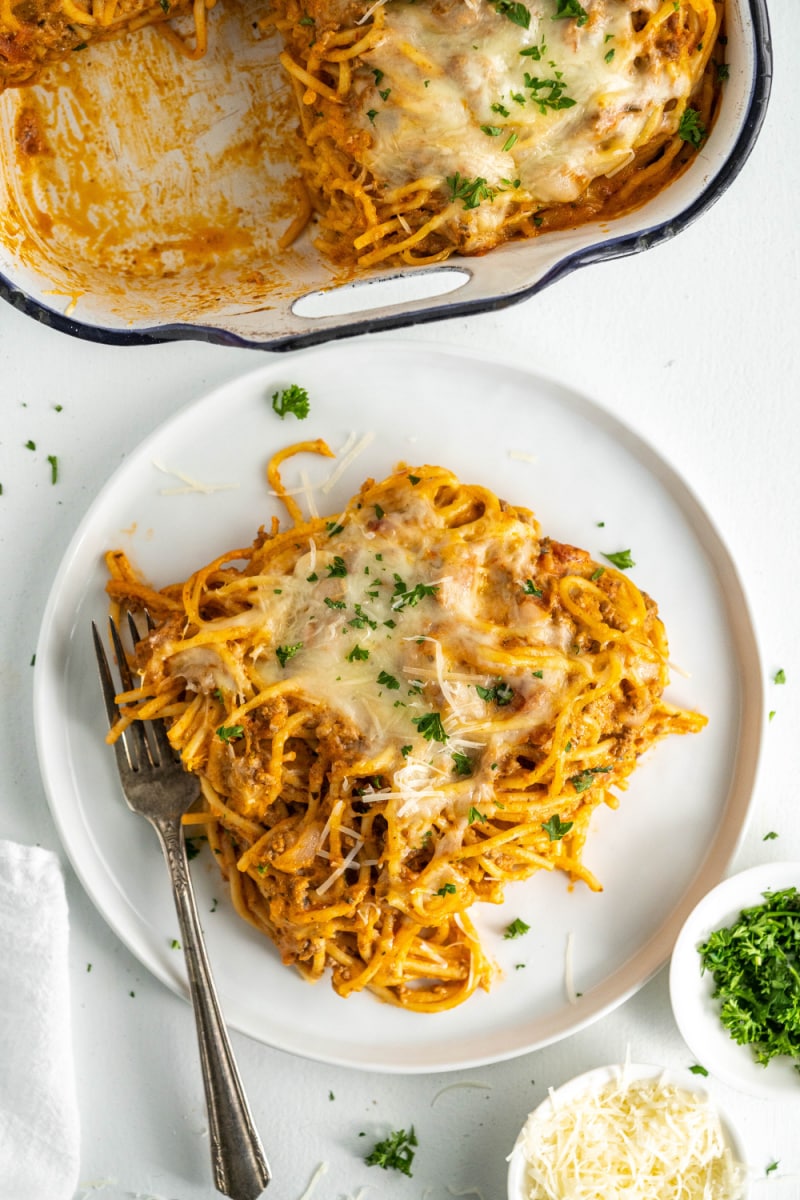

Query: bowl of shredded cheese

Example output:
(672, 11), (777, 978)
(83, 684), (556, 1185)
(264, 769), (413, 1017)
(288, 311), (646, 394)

(507, 1062), (749, 1200)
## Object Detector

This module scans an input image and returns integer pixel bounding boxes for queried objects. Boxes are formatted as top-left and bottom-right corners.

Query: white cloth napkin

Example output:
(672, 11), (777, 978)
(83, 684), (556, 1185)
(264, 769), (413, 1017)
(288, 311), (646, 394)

(0, 840), (79, 1200)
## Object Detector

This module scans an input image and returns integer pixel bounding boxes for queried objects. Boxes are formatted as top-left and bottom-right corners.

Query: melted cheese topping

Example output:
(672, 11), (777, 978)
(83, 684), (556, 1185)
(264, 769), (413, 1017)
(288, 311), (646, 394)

(359, 0), (703, 249)
(517, 1076), (747, 1200)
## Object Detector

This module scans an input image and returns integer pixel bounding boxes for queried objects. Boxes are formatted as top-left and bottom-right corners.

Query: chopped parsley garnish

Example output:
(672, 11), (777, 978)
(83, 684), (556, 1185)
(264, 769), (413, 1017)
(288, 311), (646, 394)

(374, 503), (384, 519)
(350, 604), (378, 630)
(553, 0), (588, 25)
(171, 938), (181, 949)
(276, 642), (303, 667)
(25, 439), (36, 450)
(324, 597), (346, 610)
(366, 109), (378, 124)
(774, 668), (786, 684)
(688, 1064), (709, 1076)
(377, 669), (400, 689)
(412, 711), (448, 742)
(346, 644), (370, 662)
(542, 814), (574, 841)
(451, 751), (473, 776)
(159, 0), (170, 11)
(400, 744), (413, 757)
(523, 74), (577, 113)
(475, 680), (514, 706)
(468, 806), (487, 824)
(47, 454), (58, 484)
(216, 724), (244, 743)
(520, 38), (546, 59)
(766, 1162), (779, 1176)
(408, 474), (421, 485)
(326, 555), (348, 577)
(391, 577), (439, 611)
(522, 578), (543, 597)
(590, 566), (605, 581)
(677, 107), (706, 148)
(698, 887), (800, 1069)
(603, 549), (635, 570)
(503, 132), (518, 152)
(481, 124), (504, 137)
(504, 917), (531, 939)
(446, 173), (496, 211)
(492, 101), (511, 117)
(326, 521), (344, 537)
(604, 47), (615, 62)
(532, 669), (543, 678)
(298, 13), (314, 23)
(570, 765), (612, 792)
(493, 0), (530, 26)
(372, 67), (384, 85)
(717, 61), (730, 82)
(436, 883), (457, 896)
(307, 572), (318, 582)
(271, 383), (310, 420)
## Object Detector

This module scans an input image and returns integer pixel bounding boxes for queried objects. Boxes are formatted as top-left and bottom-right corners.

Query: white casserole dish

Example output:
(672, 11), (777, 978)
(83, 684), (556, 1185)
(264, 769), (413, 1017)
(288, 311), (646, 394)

(0, 0), (772, 350)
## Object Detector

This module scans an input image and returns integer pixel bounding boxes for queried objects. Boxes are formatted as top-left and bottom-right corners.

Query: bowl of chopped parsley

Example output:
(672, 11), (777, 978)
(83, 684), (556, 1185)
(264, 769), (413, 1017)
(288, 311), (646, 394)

(670, 861), (800, 1098)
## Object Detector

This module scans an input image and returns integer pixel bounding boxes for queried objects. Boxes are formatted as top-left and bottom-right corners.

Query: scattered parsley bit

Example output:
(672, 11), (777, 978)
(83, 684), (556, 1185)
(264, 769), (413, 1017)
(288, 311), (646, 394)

(468, 806), (487, 824)
(492, 101), (511, 117)
(367, 1123), (419, 1171)
(391, 577), (439, 610)
(452, 751), (473, 776)
(481, 124), (504, 137)
(276, 642), (303, 667)
(271, 383), (310, 420)
(349, 604), (377, 630)
(678, 107), (706, 148)
(570, 765), (611, 792)
(185, 836), (206, 860)
(604, 47), (615, 62)
(47, 454), (58, 484)
(159, 0), (170, 10)
(766, 1161), (779, 1176)
(493, 0), (531, 27)
(326, 555), (348, 577)
(324, 597), (346, 610)
(328, 1090), (335, 1100)
(400, 744), (413, 757)
(774, 668), (786, 684)
(25, 439), (36, 450)
(307, 572), (318, 582)
(502, 132), (518, 151)
(372, 67), (384, 85)
(504, 917), (531, 939)
(210, 897), (218, 912)
(446, 173), (496, 211)
(688, 1063), (709, 1076)
(769, 710), (776, 721)
(542, 814), (574, 841)
(326, 521), (345, 537)
(408, 474), (421, 485)
(87, 963), (92, 972)
(374, 503), (384, 519)
(763, 831), (779, 840)
(522, 579), (543, 597)
(366, 109), (378, 124)
(523, 74), (577, 113)
(377, 669), (400, 690)
(299, 13), (314, 22)
(476, 680), (514, 706)
(717, 61), (730, 82)
(130, 991), (135, 997)
(532, 669), (543, 679)
(603, 549), (635, 570)
(30, 653), (35, 666)
(436, 883), (457, 896)
(553, 0), (588, 22)
(379, 87), (391, 100)
(520, 38), (546, 59)
(590, 567), (605, 581)
(171, 938), (181, 949)
(346, 644), (370, 662)
(216, 724), (244, 743)
(698, 886), (800, 1069)
(412, 711), (448, 742)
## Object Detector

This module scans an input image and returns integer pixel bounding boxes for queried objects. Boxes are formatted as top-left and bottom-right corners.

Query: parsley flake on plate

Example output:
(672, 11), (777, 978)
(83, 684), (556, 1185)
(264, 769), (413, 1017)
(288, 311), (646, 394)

(271, 384), (310, 420)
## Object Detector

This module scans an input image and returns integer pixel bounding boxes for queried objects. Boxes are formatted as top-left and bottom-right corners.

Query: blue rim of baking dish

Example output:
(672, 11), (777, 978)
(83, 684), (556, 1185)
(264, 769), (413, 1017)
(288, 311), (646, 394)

(0, 0), (773, 351)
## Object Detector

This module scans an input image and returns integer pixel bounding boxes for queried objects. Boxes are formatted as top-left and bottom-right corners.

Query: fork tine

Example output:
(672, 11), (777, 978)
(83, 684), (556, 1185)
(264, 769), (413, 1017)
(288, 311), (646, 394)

(108, 616), (153, 773)
(124, 610), (174, 767)
(92, 621), (137, 776)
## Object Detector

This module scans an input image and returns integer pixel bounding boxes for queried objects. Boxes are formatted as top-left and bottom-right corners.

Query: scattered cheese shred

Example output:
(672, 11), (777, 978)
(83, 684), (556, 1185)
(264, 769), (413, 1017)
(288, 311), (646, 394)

(517, 1075), (747, 1200)
(431, 1081), (494, 1106)
(564, 930), (577, 1005)
(508, 451), (539, 465)
(320, 431), (375, 494)
(295, 1162), (329, 1200)
(152, 460), (239, 496)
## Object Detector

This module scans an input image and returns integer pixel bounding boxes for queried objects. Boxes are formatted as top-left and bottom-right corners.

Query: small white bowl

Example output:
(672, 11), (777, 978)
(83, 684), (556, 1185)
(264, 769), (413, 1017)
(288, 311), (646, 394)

(670, 860), (800, 1100)
(507, 1062), (748, 1200)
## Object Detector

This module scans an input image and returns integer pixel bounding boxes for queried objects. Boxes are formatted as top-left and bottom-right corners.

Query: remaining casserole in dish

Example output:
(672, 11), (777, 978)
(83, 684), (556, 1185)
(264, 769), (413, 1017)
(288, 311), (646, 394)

(0, 0), (771, 348)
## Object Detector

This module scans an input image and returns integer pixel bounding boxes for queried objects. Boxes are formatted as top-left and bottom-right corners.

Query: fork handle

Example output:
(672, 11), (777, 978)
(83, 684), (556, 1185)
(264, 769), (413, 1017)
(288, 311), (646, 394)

(154, 815), (271, 1200)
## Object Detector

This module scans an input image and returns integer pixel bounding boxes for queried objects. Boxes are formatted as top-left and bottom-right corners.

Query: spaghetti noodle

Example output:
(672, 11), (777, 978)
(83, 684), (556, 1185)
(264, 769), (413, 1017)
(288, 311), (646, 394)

(105, 443), (706, 1012)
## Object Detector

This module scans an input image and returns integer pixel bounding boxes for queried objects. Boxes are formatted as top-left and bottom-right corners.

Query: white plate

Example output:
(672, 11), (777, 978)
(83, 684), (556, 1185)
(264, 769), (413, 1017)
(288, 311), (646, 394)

(506, 1063), (749, 1200)
(670, 861), (800, 1099)
(34, 341), (763, 1073)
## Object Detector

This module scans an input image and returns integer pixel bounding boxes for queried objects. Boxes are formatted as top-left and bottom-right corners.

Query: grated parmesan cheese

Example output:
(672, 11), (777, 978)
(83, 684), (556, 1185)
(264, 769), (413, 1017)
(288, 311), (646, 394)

(516, 1074), (747, 1200)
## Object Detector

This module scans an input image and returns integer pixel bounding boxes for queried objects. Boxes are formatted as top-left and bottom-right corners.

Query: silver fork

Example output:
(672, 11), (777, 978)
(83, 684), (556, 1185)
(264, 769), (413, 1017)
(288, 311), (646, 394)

(92, 617), (270, 1200)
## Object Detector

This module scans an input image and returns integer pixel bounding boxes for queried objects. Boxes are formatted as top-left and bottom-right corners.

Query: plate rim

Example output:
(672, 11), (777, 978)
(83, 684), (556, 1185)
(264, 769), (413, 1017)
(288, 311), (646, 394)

(33, 339), (765, 1072)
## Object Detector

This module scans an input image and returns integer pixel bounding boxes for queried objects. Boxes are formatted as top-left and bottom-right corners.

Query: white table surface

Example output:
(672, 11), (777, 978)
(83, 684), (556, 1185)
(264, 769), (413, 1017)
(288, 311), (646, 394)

(1, 4), (796, 1195)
